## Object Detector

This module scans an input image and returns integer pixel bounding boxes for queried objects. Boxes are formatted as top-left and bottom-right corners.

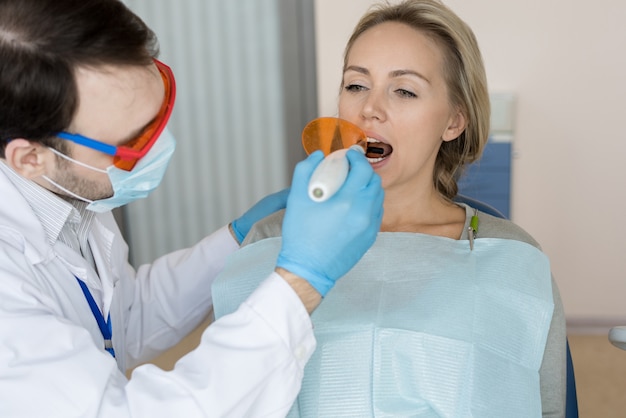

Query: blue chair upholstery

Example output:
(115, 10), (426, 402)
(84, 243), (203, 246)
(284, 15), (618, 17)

(454, 194), (579, 418)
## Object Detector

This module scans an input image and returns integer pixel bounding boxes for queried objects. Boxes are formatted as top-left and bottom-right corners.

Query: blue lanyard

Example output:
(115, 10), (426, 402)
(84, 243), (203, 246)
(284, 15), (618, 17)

(76, 277), (116, 358)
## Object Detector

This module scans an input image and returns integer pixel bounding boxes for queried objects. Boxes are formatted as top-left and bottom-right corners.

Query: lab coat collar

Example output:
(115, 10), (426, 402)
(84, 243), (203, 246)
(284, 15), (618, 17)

(0, 164), (120, 289)
(0, 163), (56, 264)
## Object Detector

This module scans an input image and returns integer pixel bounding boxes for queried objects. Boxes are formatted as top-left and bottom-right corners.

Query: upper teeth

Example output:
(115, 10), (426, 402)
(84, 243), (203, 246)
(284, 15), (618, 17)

(365, 137), (385, 163)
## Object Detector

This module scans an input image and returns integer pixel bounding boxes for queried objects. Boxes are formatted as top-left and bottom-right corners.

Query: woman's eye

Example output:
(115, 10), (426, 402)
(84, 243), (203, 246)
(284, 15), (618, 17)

(396, 88), (417, 98)
(344, 84), (366, 92)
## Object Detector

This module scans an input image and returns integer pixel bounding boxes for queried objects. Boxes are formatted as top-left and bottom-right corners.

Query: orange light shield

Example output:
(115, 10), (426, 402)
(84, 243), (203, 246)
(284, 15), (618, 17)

(301, 117), (367, 156)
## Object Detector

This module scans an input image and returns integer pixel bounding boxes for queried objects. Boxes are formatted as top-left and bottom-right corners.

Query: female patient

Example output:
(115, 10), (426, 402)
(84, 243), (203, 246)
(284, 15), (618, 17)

(212, 0), (566, 416)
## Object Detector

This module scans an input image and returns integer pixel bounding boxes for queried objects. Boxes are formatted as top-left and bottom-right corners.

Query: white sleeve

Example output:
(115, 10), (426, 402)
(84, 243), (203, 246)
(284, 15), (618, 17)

(126, 272), (316, 417)
(123, 225), (241, 365)
(1, 266), (315, 417)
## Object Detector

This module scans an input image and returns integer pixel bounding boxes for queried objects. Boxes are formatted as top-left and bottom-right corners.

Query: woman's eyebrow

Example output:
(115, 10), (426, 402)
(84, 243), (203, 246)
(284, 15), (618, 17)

(344, 65), (431, 84)
(344, 65), (369, 75)
(389, 69), (431, 84)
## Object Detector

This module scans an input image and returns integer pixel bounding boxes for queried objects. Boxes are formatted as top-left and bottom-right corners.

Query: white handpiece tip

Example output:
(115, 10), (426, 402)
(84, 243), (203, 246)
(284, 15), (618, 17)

(311, 187), (324, 200)
(307, 148), (351, 203)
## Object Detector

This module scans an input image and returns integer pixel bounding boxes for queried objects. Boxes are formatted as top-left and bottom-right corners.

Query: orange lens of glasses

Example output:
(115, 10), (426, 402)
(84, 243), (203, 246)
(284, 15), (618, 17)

(301, 117), (367, 156)
(113, 60), (176, 171)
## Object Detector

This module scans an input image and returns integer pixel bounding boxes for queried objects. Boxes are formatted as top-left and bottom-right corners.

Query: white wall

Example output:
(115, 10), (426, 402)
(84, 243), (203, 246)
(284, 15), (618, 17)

(315, 0), (626, 326)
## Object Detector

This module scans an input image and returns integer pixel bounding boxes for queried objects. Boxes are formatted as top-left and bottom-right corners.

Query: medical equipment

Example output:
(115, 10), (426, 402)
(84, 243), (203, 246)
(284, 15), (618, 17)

(307, 145), (365, 202)
(301, 117), (367, 202)
(609, 326), (626, 350)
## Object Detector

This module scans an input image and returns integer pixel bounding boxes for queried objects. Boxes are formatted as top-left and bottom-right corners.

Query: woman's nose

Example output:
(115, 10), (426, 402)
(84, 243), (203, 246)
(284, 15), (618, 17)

(359, 91), (386, 122)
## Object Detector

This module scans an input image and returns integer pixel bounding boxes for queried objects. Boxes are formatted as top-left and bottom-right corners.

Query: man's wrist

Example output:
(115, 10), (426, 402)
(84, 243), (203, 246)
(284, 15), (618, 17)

(275, 267), (322, 314)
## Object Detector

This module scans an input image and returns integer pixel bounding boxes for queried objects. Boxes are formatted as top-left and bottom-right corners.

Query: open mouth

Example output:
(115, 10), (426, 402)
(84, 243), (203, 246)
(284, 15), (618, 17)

(366, 137), (393, 163)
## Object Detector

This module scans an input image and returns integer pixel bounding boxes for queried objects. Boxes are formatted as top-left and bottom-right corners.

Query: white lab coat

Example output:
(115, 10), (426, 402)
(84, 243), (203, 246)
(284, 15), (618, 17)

(0, 168), (315, 417)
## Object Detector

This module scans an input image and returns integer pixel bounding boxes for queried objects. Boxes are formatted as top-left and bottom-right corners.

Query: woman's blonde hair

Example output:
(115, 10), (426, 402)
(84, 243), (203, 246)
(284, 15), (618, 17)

(343, 0), (490, 199)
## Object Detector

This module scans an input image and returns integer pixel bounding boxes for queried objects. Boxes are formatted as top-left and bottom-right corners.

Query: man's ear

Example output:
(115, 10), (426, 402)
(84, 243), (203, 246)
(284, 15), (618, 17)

(442, 110), (467, 142)
(4, 139), (51, 179)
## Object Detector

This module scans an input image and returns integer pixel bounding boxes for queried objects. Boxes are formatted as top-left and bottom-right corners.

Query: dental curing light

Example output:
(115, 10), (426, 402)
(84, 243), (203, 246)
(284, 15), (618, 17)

(301, 117), (367, 202)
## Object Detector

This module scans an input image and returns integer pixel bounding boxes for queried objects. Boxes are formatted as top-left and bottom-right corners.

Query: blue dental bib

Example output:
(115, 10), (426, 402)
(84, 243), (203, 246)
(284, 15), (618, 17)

(212, 233), (554, 417)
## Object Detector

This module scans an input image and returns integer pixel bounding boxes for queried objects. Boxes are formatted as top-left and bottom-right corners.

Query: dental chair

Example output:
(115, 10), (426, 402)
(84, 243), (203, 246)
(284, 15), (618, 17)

(609, 326), (626, 350)
(454, 194), (579, 418)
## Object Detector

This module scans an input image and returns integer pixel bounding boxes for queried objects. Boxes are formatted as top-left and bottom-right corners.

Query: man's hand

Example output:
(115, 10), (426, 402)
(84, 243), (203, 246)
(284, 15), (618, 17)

(276, 149), (383, 297)
(230, 188), (290, 244)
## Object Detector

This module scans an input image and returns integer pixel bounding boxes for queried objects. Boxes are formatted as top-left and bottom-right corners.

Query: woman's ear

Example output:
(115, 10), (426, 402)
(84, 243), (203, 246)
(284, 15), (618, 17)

(4, 139), (51, 179)
(442, 110), (467, 142)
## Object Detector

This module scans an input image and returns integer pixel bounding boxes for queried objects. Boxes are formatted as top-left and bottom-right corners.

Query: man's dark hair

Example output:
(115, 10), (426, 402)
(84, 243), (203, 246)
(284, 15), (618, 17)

(0, 0), (159, 155)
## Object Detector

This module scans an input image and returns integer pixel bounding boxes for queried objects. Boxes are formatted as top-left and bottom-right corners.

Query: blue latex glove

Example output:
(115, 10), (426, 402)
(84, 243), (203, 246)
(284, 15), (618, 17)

(277, 149), (384, 296)
(231, 188), (290, 244)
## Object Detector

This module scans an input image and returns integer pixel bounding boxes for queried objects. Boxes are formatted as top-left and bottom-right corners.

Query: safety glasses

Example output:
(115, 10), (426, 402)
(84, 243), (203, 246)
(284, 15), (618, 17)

(56, 59), (176, 171)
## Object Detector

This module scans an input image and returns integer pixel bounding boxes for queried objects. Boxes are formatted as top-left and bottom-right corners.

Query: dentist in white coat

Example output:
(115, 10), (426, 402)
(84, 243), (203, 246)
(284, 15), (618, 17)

(0, 0), (384, 416)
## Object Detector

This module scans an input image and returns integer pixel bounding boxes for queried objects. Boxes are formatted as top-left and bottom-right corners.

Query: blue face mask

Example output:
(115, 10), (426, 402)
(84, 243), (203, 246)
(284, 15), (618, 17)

(44, 127), (176, 212)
